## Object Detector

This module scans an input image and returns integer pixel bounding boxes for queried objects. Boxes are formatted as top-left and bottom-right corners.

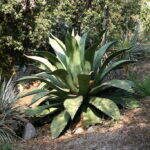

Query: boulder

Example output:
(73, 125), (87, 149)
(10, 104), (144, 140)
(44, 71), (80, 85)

(23, 122), (36, 139)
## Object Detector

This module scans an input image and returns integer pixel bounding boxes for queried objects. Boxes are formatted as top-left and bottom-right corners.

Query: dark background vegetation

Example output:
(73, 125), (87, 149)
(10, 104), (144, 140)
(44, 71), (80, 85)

(0, 0), (149, 76)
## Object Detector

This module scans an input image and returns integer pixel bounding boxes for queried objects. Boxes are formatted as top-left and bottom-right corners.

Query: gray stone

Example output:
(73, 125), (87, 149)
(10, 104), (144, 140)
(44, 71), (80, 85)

(23, 122), (36, 139)
(87, 126), (95, 133)
(65, 129), (72, 136)
(74, 127), (84, 134)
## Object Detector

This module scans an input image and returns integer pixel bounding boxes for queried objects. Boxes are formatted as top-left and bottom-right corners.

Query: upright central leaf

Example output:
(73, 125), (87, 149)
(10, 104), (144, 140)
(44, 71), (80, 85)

(64, 96), (83, 119)
(65, 35), (83, 85)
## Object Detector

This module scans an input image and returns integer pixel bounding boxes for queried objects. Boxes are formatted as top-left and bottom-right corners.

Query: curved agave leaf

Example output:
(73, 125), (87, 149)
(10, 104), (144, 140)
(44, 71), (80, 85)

(17, 76), (58, 91)
(64, 96), (83, 119)
(85, 43), (99, 65)
(32, 51), (64, 69)
(49, 37), (65, 55)
(84, 30), (105, 70)
(79, 32), (88, 62)
(25, 55), (56, 71)
(91, 80), (135, 94)
(90, 97), (121, 120)
(49, 37), (67, 68)
(93, 41), (117, 72)
(50, 34), (66, 52)
(75, 34), (81, 44)
(52, 69), (78, 92)
(18, 89), (49, 99)
(25, 105), (51, 116)
(30, 91), (50, 106)
(25, 105), (59, 116)
(51, 111), (70, 138)
(35, 72), (68, 90)
(82, 107), (102, 127)
(65, 34), (83, 79)
(96, 60), (134, 84)
(99, 47), (132, 73)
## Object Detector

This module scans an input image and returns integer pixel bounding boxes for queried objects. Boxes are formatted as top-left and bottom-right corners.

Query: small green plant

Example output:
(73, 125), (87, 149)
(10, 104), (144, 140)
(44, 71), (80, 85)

(0, 76), (26, 144)
(18, 31), (139, 138)
(0, 143), (13, 150)
(129, 74), (150, 98)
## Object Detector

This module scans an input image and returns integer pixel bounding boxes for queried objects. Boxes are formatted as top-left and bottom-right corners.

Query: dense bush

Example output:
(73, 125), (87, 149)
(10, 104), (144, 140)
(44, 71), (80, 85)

(0, 0), (144, 76)
(18, 31), (140, 138)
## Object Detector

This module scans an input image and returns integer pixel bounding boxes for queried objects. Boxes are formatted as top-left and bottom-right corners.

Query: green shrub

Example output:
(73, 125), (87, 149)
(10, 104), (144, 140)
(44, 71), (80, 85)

(18, 31), (140, 138)
(129, 74), (150, 98)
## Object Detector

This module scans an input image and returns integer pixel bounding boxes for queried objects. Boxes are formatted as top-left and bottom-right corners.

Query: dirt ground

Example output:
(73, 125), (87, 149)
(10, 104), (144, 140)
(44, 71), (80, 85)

(15, 58), (150, 150)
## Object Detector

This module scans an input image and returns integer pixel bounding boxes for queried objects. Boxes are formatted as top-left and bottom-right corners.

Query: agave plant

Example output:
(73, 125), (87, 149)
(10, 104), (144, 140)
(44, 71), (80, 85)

(0, 76), (25, 143)
(18, 31), (139, 138)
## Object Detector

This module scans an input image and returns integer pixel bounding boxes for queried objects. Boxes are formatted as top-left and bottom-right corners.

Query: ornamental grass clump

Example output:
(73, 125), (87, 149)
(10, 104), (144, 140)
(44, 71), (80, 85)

(18, 31), (139, 138)
(0, 76), (25, 143)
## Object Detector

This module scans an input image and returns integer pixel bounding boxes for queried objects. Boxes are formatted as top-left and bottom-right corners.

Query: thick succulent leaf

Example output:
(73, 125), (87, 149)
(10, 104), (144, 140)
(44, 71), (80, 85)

(25, 55), (56, 71)
(90, 97), (121, 120)
(50, 34), (66, 52)
(78, 74), (90, 95)
(17, 75), (47, 82)
(30, 91), (50, 105)
(82, 107), (102, 127)
(66, 38), (83, 82)
(75, 34), (81, 44)
(52, 69), (78, 92)
(51, 111), (70, 138)
(96, 60), (134, 83)
(108, 97), (140, 109)
(93, 41), (117, 72)
(84, 44), (99, 73)
(36, 72), (68, 90)
(49, 37), (65, 55)
(18, 89), (49, 99)
(99, 47), (132, 73)
(25, 105), (51, 116)
(64, 96), (83, 119)
(17, 75), (59, 90)
(32, 51), (64, 69)
(49, 37), (67, 68)
(37, 108), (58, 117)
(85, 43), (99, 64)
(25, 105), (58, 116)
(79, 32), (88, 61)
(91, 80), (135, 94)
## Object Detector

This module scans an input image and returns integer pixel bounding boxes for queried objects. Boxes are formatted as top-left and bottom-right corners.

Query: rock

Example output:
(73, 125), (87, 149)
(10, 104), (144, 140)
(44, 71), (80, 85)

(23, 122), (36, 139)
(87, 126), (95, 133)
(74, 127), (84, 134)
(65, 129), (72, 136)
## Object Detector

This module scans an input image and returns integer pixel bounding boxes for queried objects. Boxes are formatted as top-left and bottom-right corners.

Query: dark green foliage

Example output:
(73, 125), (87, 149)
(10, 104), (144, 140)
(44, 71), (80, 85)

(0, 0), (144, 76)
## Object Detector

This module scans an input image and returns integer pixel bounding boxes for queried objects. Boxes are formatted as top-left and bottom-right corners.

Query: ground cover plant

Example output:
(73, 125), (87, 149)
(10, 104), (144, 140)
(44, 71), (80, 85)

(18, 31), (140, 138)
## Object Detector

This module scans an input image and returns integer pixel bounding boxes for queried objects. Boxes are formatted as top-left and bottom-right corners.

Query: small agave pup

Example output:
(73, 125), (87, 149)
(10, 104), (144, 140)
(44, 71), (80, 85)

(18, 31), (139, 138)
